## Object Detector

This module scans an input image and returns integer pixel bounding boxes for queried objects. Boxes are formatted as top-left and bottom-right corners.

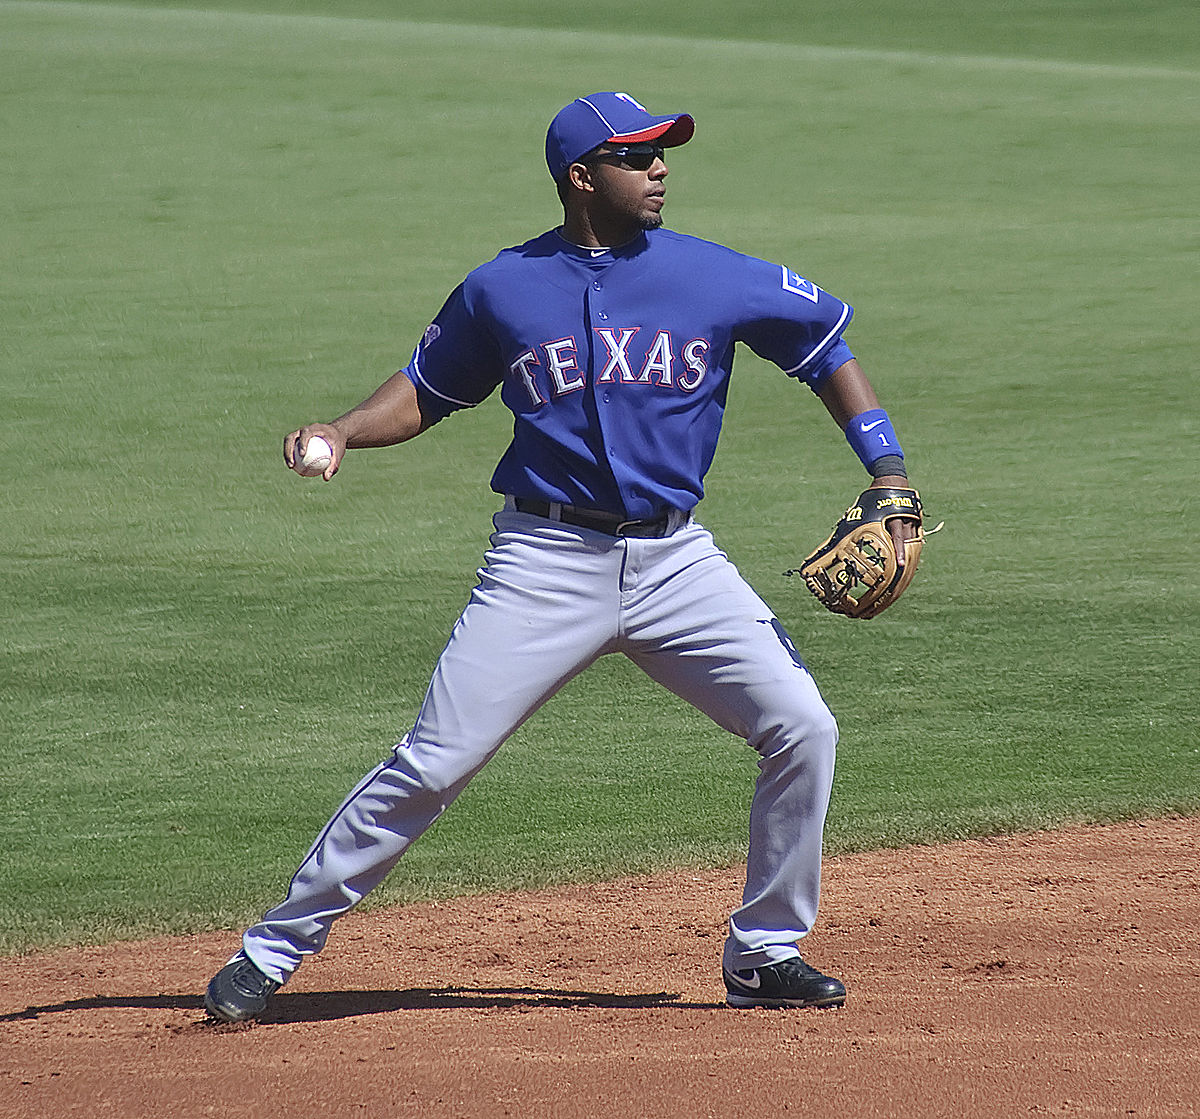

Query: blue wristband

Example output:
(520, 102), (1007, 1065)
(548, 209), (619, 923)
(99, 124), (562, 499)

(845, 408), (904, 471)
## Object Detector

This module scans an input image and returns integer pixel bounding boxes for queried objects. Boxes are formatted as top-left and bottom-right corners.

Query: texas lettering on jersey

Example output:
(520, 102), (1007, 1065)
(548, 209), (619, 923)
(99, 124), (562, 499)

(511, 329), (711, 403)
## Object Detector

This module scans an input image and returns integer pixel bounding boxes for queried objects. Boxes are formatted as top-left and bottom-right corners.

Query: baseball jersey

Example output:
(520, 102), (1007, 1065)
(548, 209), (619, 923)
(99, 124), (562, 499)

(403, 228), (854, 520)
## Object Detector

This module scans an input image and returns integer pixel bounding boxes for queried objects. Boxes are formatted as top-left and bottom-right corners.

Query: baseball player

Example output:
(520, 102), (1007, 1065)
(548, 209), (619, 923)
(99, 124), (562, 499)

(205, 91), (917, 1022)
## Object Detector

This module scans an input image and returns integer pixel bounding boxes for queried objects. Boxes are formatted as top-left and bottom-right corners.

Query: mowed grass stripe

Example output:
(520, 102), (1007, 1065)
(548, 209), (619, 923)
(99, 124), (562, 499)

(6, 0), (1199, 81)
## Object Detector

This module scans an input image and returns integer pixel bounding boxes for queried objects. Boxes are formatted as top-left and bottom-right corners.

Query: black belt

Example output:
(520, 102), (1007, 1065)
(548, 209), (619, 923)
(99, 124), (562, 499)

(513, 498), (674, 538)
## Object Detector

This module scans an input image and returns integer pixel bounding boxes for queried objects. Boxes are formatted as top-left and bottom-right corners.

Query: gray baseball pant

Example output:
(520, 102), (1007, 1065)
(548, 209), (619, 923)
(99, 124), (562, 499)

(242, 508), (837, 983)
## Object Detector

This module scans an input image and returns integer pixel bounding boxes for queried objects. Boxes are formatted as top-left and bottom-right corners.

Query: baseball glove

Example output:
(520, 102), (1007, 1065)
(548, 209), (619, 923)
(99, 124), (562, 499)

(789, 486), (926, 619)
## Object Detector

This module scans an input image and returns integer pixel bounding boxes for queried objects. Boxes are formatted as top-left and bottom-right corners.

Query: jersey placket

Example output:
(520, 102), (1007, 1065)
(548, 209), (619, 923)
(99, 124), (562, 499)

(580, 266), (627, 515)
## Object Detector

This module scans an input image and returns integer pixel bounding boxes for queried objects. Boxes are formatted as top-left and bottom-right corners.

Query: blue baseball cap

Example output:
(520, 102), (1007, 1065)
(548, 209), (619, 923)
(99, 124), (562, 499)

(545, 92), (695, 181)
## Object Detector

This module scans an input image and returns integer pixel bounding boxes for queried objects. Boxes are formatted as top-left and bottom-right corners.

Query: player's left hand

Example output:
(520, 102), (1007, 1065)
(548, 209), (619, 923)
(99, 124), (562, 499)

(869, 474), (919, 568)
(789, 484), (927, 619)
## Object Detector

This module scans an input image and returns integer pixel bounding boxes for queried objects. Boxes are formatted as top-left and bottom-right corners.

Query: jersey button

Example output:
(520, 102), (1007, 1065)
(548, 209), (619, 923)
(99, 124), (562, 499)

(597, 310), (609, 320)
(592, 281), (602, 291)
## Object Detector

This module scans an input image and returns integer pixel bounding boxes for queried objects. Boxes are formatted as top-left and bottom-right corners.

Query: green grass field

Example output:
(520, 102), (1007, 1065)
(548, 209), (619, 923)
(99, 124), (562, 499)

(2, 0), (1197, 955)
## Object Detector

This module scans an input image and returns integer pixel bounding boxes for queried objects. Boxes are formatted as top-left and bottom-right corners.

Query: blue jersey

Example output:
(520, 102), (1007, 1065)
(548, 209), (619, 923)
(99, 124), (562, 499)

(403, 227), (854, 519)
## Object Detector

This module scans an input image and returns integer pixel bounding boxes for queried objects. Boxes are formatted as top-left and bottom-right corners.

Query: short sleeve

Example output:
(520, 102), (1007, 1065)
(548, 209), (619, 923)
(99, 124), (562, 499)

(734, 258), (855, 386)
(401, 282), (505, 423)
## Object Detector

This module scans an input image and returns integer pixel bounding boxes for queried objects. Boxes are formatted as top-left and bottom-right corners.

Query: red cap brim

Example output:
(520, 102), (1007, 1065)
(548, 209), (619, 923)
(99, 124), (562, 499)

(610, 115), (695, 148)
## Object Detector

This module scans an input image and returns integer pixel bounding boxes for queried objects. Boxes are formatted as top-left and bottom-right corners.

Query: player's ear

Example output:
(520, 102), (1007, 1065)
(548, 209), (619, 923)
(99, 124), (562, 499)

(566, 161), (596, 195)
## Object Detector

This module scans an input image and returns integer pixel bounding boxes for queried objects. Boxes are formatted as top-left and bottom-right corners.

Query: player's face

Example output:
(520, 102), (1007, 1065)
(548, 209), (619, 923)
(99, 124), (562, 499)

(582, 144), (670, 233)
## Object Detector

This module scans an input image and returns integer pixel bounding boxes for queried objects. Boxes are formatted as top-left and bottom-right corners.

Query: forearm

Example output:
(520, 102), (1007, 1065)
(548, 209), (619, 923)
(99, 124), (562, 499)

(285, 370), (430, 480)
(331, 370), (429, 448)
(816, 359), (908, 483)
(815, 358), (880, 428)
(815, 358), (919, 558)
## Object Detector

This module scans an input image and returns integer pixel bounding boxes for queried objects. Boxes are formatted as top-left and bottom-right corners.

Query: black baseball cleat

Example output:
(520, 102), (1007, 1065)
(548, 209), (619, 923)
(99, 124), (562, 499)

(204, 951), (281, 1023)
(723, 955), (846, 1009)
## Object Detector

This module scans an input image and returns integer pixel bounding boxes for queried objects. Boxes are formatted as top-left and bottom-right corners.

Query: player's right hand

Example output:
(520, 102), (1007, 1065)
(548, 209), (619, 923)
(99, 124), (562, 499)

(284, 423), (346, 480)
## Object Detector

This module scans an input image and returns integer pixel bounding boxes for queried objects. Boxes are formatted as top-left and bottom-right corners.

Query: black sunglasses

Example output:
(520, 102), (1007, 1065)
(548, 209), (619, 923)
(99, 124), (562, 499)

(586, 144), (666, 171)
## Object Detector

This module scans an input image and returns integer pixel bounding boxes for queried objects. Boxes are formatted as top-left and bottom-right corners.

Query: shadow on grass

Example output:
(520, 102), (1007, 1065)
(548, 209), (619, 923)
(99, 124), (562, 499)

(3, 986), (720, 1025)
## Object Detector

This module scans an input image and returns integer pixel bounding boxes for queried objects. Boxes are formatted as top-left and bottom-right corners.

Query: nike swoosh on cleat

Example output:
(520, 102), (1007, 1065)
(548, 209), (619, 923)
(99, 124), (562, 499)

(729, 969), (762, 989)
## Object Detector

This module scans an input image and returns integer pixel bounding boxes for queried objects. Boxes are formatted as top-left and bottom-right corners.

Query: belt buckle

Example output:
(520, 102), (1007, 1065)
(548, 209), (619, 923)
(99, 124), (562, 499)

(615, 514), (670, 538)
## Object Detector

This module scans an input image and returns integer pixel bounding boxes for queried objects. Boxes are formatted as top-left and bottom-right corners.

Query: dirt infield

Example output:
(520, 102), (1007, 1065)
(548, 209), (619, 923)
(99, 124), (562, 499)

(3, 816), (1197, 1118)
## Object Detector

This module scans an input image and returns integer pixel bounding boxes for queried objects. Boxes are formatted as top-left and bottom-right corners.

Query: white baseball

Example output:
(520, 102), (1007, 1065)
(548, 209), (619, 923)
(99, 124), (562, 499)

(295, 435), (334, 477)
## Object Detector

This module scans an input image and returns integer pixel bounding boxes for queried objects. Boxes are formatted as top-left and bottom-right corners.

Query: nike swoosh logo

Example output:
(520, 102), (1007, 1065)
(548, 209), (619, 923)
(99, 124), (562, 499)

(859, 418), (886, 432)
(729, 969), (762, 990)
(590, 249), (608, 257)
